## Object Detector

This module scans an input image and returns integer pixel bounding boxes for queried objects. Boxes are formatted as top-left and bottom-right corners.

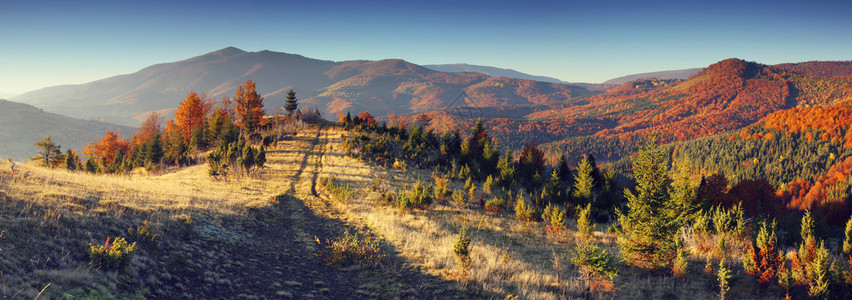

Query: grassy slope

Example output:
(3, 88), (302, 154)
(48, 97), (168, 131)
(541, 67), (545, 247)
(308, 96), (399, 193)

(0, 126), (459, 299)
(1, 125), (784, 299)
(319, 127), (781, 299)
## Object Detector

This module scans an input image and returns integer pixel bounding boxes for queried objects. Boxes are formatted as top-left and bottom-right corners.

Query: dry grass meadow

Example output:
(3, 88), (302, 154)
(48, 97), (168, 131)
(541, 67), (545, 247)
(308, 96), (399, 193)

(0, 124), (783, 299)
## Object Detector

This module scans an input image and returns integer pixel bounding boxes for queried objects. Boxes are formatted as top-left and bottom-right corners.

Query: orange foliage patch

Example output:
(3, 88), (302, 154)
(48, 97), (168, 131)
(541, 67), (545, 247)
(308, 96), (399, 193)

(82, 131), (130, 165)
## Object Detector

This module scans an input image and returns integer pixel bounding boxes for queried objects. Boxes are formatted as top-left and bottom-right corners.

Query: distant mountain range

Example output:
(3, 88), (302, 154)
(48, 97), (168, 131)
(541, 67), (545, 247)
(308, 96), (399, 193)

(12, 47), (597, 126)
(601, 68), (703, 85)
(0, 99), (135, 161)
(423, 63), (610, 90)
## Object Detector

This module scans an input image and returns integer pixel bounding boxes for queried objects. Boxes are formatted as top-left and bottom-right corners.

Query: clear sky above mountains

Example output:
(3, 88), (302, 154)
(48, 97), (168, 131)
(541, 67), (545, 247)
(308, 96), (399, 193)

(1, 0), (850, 94)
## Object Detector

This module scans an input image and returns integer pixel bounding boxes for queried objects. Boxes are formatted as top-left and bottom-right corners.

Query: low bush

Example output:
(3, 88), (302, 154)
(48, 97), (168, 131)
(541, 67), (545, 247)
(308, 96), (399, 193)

(452, 188), (467, 205)
(576, 203), (595, 237)
(514, 193), (539, 222)
(453, 227), (472, 270)
(484, 196), (506, 213)
(128, 220), (158, 250)
(320, 176), (354, 202)
(315, 231), (384, 267)
(571, 243), (618, 294)
(542, 203), (567, 234)
(89, 237), (137, 271)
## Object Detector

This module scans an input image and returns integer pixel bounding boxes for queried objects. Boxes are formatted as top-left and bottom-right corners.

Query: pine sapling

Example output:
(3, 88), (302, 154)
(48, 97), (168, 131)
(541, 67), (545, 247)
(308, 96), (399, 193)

(453, 227), (472, 270)
(576, 203), (595, 237)
(718, 259), (731, 300)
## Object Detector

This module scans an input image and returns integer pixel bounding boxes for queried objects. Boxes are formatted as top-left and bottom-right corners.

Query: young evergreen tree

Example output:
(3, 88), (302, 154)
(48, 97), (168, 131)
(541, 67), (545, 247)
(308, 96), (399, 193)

(497, 151), (516, 188)
(670, 161), (699, 222)
(557, 154), (574, 188)
(284, 88), (298, 115)
(617, 134), (686, 270)
(573, 154), (596, 207)
(64, 149), (79, 171)
(31, 136), (62, 167)
(146, 134), (164, 168)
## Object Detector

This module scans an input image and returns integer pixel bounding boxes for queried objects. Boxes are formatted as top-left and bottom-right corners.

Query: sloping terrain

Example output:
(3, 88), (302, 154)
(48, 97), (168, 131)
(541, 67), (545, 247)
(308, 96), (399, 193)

(0, 125), (464, 299)
(0, 99), (135, 161)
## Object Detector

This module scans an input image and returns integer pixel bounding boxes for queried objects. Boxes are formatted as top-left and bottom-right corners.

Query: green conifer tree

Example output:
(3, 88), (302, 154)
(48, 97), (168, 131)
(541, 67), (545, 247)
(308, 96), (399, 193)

(616, 134), (686, 270)
(574, 154), (596, 206)
(284, 89), (298, 115)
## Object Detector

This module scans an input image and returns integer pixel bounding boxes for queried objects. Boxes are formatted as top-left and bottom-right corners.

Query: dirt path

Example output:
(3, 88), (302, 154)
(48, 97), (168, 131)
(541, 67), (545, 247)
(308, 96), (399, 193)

(0, 124), (463, 299)
(177, 125), (460, 299)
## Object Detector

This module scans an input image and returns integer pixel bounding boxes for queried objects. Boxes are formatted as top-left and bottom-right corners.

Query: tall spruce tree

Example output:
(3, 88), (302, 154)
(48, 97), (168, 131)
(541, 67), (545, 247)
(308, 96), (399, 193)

(617, 134), (686, 270)
(284, 89), (298, 115)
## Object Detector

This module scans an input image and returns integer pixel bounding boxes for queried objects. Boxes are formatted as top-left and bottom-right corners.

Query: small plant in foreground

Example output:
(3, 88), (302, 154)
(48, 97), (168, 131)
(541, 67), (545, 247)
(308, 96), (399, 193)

(433, 176), (449, 200)
(514, 193), (538, 222)
(742, 219), (780, 284)
(453, 226), (472, 270)
(320, 176), (354, 202)
(315, 231), (384, 267)
(452, 188), (467, 205)
(128, 220), (158, 250)
(718, 259), (731, 300)
(576, 203), (595, 237)
(484, 196), (506, 213)
(542, 203), (567, 235)
(89, 237), (136, 271)
(571, 243), (618, 294)
(672, 234), (688, 278)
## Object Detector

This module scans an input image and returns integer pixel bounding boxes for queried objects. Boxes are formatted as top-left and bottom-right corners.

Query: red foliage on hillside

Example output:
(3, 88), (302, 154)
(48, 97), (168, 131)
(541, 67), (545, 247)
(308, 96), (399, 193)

(82, 131), (130, 165)
(773, 61), (852, 79)
(761, 106), (852, 147)
(588, 59), (790, 143)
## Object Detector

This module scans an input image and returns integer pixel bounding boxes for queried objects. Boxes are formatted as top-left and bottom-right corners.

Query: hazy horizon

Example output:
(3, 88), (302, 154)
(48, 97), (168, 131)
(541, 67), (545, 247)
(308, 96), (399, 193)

(2, 0), (851, 94)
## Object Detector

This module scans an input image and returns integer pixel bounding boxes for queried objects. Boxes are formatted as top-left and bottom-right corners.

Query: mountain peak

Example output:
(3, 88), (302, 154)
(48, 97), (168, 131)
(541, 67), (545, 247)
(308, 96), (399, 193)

(700, 58), (762, 78)
(212, 46), (247, 56)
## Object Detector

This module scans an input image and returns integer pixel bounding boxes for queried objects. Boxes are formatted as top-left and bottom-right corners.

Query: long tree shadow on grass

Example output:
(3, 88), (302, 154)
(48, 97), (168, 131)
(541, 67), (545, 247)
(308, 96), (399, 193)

(0, 177), (466, 299)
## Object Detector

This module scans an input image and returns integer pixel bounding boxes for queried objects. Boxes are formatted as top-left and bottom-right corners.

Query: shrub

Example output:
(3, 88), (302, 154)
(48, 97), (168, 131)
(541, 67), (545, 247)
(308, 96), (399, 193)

(807, 241), (832, 299)
(405, 181), (433, 209)
(571, 243), (618, 294)
(712, 204), (747, 237)
(718, 259), (732, 300)
(393, 159), (407, 171)
(672, 234), (688, 278)
(128, 220), (158, 250)
(576, 203), (595, 237)
(452, 188), (467, 205)
(453, 226), (472, 270)
(704, 257), (714, 274)
(315, 231), (384, 267)
(484, 196), (506, 213)
(742, 219), (781, 284)
(542, 203), (567, 234)
(483, 175), (495, 195)
(514, 193), (539, 222)
(433, 176), (449, 200)
(320, 176), (354, 202)
(89, 237), (136, 271)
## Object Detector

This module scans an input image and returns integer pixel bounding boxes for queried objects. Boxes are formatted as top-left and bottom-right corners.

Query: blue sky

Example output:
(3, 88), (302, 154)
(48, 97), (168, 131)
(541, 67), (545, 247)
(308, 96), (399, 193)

(1, 0), (850, 95)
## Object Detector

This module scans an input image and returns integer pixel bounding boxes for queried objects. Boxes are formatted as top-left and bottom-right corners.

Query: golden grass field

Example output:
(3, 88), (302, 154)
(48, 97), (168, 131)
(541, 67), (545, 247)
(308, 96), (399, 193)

(0, 124), (782, 299)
